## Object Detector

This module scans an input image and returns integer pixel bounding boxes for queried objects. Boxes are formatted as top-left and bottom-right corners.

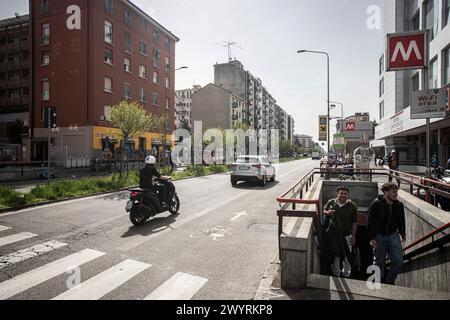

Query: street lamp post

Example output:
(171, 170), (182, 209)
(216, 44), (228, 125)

(163, 66), (188, 167)
(297, 50), (330, 154)
(330, 101), (345, 157)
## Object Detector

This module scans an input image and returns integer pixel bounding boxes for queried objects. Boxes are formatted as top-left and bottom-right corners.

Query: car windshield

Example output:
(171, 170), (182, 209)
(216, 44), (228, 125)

(236, 157), (258, 164)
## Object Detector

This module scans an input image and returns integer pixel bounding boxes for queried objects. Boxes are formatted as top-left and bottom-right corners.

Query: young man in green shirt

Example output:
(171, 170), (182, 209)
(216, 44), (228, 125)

(323, 186), (358, 278)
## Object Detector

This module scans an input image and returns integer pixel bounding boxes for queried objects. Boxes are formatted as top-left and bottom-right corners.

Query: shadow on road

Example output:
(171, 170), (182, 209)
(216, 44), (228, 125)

(121, 212), (181, 238)
(232, 181), (280, 191)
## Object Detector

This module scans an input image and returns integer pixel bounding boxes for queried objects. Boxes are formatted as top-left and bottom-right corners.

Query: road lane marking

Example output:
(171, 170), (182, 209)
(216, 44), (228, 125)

(0, 249), (105, 300)
(230, 211), (248, 221)
(144, 272), (208, 300)
(0, 226), (11, 232)
(0, 240), (67, 270)
(0, 232), (37, 247)
(52, 259), (151, 300)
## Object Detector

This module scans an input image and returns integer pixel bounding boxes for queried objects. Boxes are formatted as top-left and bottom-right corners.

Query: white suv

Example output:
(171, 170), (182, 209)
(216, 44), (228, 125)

(230, 155), (276, 187)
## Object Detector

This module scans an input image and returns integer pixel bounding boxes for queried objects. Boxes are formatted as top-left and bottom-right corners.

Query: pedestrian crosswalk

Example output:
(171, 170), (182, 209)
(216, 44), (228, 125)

(144, 272), (208, 300)
(53, 259), (151, 300)
(0, 224), (209, 300)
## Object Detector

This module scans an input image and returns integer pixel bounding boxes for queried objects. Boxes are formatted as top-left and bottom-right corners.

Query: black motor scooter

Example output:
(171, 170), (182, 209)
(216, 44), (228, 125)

(126, 178), (180, 226)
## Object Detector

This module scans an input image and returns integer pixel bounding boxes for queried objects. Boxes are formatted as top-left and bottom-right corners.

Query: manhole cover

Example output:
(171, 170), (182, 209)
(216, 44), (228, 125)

(248, 223), (277, 232)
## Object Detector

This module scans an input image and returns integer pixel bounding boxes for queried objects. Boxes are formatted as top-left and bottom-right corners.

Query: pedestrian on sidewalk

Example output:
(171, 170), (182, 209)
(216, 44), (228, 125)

(388, 150), (400, 186)
(322, 186), (358, 278)
(367, 182), (406, 285)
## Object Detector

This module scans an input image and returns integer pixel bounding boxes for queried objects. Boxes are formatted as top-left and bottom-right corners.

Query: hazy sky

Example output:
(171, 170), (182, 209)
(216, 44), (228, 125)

(0, 0), (384, 142)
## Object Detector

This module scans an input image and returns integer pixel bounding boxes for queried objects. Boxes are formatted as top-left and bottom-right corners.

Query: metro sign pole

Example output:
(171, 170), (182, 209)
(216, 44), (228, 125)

(386, 31), (430, 176)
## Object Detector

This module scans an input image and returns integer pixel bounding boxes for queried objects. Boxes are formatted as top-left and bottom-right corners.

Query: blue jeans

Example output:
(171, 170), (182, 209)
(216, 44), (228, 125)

(374, 233), (404, 285)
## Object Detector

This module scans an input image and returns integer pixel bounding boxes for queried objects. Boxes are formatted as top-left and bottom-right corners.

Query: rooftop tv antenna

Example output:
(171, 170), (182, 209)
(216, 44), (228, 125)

(217, 39), (243, 62)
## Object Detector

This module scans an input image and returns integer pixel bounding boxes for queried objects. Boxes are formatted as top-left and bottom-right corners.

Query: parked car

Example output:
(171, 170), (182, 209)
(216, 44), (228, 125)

(230, 155), (276, 187)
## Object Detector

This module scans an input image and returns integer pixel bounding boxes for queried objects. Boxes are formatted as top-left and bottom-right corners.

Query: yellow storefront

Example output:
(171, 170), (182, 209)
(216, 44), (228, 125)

(92, 126), (175, 160)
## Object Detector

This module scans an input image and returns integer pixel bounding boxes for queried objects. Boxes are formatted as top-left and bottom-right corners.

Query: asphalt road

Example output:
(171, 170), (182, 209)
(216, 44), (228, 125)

(0, 159), (319, 300)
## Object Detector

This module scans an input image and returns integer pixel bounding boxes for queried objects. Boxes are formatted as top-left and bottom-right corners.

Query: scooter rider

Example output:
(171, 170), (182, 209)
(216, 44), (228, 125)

(140, 156), (170, 205)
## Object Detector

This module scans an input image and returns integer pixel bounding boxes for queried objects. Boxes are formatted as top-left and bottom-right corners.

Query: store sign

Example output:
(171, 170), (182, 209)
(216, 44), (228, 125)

(387, 32), (426, 71)
(411, 89), (447, 119)
(319, 116), (327, 141)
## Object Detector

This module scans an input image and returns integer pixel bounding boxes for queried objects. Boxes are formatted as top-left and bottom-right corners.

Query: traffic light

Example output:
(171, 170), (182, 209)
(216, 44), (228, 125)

(44, 107), (57, 128)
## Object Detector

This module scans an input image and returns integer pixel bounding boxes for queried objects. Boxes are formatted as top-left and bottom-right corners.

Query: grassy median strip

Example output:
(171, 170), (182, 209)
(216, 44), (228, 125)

(0, 164), (230, 210)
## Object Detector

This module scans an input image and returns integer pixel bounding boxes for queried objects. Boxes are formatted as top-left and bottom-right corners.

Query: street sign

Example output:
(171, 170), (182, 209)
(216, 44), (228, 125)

(346, 122), (356, 131)
(411, 89), (447, 119)
(387, 31), (426, 71)
(319, 115), (327, 141)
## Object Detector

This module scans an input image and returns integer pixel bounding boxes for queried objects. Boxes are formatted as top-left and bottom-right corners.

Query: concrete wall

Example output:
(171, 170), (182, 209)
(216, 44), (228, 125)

(396, 189), (450, 293)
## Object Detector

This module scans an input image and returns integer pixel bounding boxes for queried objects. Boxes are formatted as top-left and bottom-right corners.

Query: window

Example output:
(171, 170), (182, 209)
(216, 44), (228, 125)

(139, 65), (147, 79)
(104, 77), (113, 93)
(165, 56), (170, 73)
(41, 51), (50, 65)
(165, 37), (171, 51)
(41, 23), (50, 45)
(104, 48), (113, 65)
(104, 20), (113, 44)
(429, 58), (438, 88)
(153, 49), (160, 67)
(379, 78), (384, 97)
(153, 28), (160, 44)
(445, 47), (450, 85)
(426, 0), (439, 41)
(165, 97), (170, 110)
(152, 93), (158, 106)
(412, 72), (420, 91)
(446, 0), (450, 27)
(153, 71), (159, 84)
(379, 55), (384, 75)
(104, 0), (114, 14)
(139, 17), (147, 29)
(104, 105), (112, 121)
(124, 57), (131, 72)
(42, 79), (49, 101)
(139, 88), (146, 102)
(165, 77), (170, 89)
(379, 101), (384, 119)
(124, 32), (131, 52)
(124, 83), (131, 98)
(411, 11), (420, 31)
(41, 0), (49, 15)
(124, 7), (132, 25)
(139, 41), (147, 55)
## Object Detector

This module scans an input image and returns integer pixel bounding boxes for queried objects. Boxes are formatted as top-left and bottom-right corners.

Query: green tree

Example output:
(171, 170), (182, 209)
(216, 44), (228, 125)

(111, 100), (152, 173)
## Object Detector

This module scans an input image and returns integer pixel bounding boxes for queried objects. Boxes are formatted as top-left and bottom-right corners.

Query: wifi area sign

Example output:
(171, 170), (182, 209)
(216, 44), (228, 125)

(387, 31), (426, 71)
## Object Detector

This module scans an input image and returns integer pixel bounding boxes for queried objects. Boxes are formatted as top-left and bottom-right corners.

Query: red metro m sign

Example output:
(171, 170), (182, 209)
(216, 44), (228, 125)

(387, 31), (426, 71)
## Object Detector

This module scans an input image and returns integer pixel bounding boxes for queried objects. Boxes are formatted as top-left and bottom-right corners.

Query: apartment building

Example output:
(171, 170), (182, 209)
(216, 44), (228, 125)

(0, 15), (30, 161)
(191, 83), (246, 131)
(213, 59), (293, 142)
(29, 0), (179, 163)
(373, 0), (450, 165)
(175, 85), (201, 130)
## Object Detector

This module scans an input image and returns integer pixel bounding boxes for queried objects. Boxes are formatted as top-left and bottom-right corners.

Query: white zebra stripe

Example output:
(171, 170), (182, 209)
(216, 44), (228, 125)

(0, 226), (11, 232)
(0, 240), (67, 270)
(0, 249), (105, 300)
(144, 272), (208, 300)
(52, 259), (151, 300)
(0, 232), (37, 247)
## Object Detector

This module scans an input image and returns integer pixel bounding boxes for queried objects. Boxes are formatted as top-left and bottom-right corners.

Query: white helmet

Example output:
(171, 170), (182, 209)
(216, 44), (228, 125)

(145, 156), (156, 165)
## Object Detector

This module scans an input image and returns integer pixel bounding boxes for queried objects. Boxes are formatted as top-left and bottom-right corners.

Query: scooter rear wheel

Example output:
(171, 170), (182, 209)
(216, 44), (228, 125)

(130, 204), (154, 226)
